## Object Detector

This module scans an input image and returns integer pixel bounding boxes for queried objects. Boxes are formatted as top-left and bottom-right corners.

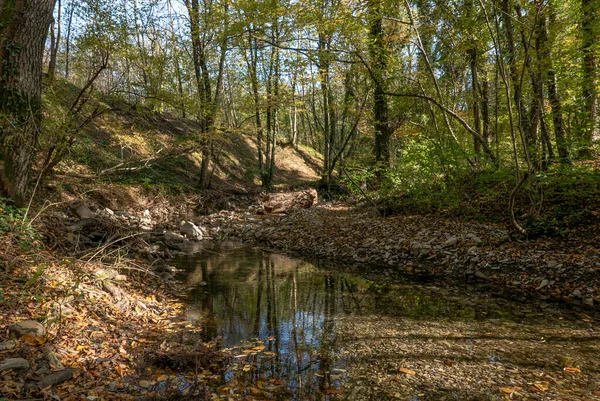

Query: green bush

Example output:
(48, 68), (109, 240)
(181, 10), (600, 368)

(0, 198), (41, 251)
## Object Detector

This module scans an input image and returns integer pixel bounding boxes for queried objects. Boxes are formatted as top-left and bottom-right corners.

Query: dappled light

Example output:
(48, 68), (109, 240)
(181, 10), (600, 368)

(1, 0), (599, 399)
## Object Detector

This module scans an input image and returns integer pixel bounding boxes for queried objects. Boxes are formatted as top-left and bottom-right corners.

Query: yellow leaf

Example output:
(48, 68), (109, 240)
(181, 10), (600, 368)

(399, 367), (416, 376)
(564, 367), (581, 373)
(533, 383), (548, 391)
(499, 387), (515, 394)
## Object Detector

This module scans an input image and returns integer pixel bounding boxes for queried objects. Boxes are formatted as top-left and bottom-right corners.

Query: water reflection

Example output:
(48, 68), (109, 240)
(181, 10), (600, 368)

(174, 242), (598, 400)
(177, 242), (498, 400)
(180, 243), (348, 399)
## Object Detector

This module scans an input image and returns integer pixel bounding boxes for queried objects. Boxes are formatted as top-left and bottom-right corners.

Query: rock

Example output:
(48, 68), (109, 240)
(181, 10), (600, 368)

(584, 297), (594, 307)
(66, 218), (96, 232)
(38, 369), (73, 389)
(8, 320), (46, 338)
(536, 279), (550, 290)
(0, 340), (16, 351)
(165, 231), (186, 243)
(0, 358), (30, 372)
(442, 237), (458, 247)
(70, 202), (95, 219)
(474, 271), (489, 280)
(180, 221), (203, 240)
(42, 346), (64, 369)
(140, 209), (152, 227)
(36, 365), (52, 376)
(572, 288), (583, 298)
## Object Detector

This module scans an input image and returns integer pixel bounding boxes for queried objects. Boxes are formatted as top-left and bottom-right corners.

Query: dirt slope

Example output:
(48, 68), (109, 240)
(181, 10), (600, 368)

(45, 80), (322, 194)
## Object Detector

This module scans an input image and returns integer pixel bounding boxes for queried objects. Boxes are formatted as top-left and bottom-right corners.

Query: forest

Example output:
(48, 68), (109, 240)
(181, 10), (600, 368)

(0, 0), (599, 400)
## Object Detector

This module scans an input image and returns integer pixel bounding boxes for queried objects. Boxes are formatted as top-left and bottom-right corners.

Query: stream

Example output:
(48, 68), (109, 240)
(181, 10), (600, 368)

(175, 242), (600, 400)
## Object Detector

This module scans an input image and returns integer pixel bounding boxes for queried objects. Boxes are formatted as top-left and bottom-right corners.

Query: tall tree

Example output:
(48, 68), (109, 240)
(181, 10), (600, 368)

(48, 0), (62, 81)
(0, 0), (55, 205)
(581, 0), (599, 153)
(185, 0), (228, 189)
(368, 0), (391, 167)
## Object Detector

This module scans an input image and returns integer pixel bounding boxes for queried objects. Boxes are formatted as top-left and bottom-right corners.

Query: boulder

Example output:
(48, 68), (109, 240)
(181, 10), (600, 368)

(0, 358), (29, 372)
(442, 237), (458, 247)
(0, 340), (16, 351)
(8, 320), (46, 338)
(180, 221), (203, 240)
(38, 369), (73, 390)
(70, 202), (95, 219)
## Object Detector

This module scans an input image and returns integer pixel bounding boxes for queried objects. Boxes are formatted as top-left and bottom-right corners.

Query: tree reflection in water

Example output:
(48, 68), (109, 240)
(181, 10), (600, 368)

(180, 242), (350, 400)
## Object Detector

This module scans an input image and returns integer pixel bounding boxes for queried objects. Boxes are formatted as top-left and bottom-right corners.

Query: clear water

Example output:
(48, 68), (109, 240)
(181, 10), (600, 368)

(175, 242), (600, 400)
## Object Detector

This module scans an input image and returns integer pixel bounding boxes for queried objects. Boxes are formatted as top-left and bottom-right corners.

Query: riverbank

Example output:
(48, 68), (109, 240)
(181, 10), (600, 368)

(197, 202), (600, 308)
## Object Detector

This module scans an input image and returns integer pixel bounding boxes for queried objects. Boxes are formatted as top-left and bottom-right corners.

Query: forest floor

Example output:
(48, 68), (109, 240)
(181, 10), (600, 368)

(2, 184), (600, 400)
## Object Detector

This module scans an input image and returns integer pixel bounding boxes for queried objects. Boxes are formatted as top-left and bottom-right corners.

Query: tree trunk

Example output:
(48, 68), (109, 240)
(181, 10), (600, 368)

(246, 31), (264, 174)
(581, 0), (598, 153)
(537, 8), (570, 164)
(368, 0), (391, 167)
(469, 46), (482, 157)
(502, 0), (533, 162)
(48, 0), (60, 81)
(64, 0), (74, 78)
(0, 0), (55, 205)
(318, 32), (333, 186)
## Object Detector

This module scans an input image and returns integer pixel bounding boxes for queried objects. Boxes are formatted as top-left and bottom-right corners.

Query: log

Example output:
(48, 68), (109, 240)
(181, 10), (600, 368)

(261, 189), (318, 214)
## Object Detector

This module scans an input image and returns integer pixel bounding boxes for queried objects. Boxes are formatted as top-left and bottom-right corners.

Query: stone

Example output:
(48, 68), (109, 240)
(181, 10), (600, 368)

(474, 271), (489, 280)
(0, 358), (30, 372)
(442, 237), (458, 247)
(536, 279), (550, 290)
(38, 369), (73, 389)
(8, 320), (46, 338)
(180, 221), (203, 240)
(584, 298), (594, 307)
(70, 202), (95, 219)
(140, 209), (152, 227)
(165, 231), (185, 242)
(572, 288), (583, 298)
(42, 346), (64, 369)
(0, 340), (16, 351)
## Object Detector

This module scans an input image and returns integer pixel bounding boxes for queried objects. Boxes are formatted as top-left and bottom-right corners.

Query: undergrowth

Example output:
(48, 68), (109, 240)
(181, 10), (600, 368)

(353, 165), (600, 237)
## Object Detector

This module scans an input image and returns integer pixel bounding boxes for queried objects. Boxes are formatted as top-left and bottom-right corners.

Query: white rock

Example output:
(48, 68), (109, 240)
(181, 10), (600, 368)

(180, 221), (203, 240)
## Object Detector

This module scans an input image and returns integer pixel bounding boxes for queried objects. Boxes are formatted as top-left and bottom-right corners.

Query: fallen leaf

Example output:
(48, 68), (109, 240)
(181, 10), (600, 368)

(399, 367), (416, 376)
(533, 383), (548, 391)
(564, 367), (581, 373)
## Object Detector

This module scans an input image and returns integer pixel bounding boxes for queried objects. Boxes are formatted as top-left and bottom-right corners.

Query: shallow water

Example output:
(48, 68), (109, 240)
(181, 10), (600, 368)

(176, 242), (600, 400)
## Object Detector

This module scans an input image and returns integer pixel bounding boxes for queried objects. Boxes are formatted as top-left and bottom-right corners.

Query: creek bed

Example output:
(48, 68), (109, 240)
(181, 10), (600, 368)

(174, 242), (600, 401)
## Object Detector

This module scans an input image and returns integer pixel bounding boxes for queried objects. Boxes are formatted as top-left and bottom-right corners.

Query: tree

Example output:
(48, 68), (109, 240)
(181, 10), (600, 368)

(368, 0), (391, 167)
(0, 0), (55, 205)
(581, 0), (599, 154)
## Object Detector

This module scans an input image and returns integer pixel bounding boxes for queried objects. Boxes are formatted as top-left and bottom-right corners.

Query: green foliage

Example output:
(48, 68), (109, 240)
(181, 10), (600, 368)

(0, 198), (41, 251)
(368, 163), (600, 237)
